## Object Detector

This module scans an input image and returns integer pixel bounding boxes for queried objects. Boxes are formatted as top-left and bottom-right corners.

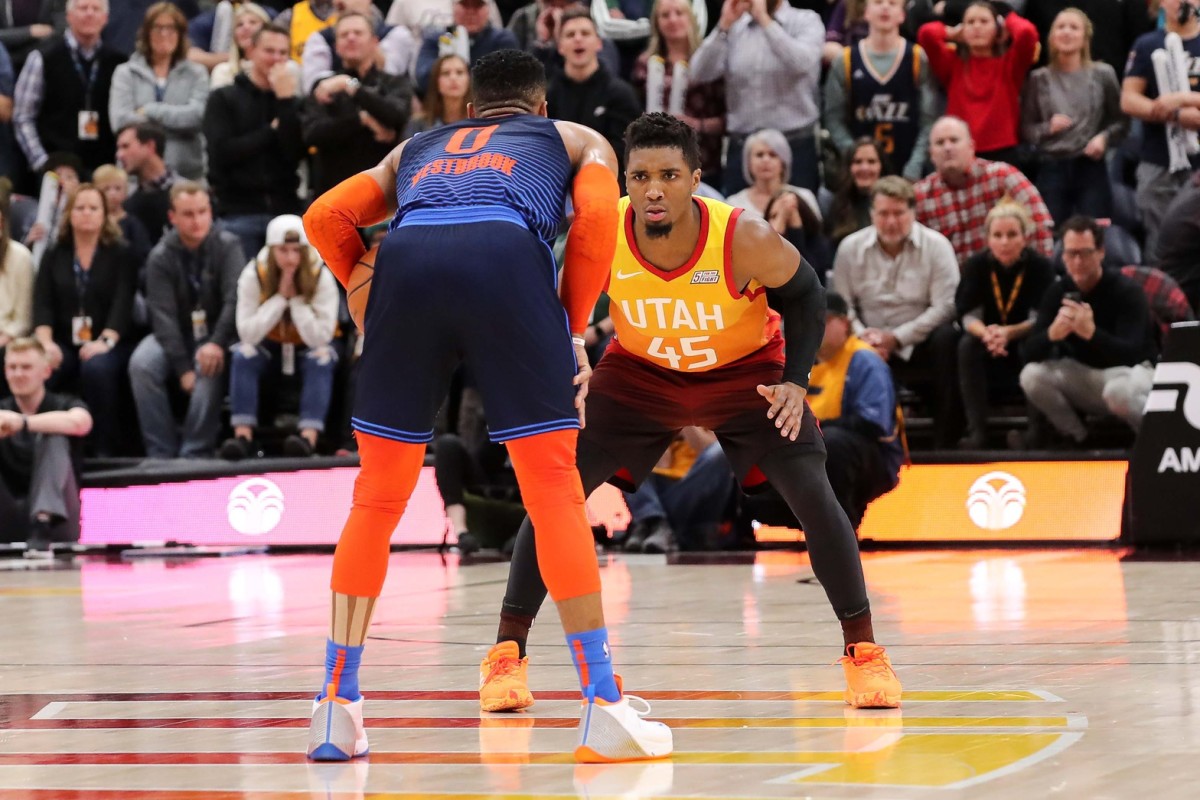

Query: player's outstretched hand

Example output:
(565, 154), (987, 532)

(573, 341), (592, 428)
(757, 382), (807, 441)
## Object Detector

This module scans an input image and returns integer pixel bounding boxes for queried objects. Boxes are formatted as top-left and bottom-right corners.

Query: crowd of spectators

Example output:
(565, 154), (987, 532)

(1, 0), (1199, 550)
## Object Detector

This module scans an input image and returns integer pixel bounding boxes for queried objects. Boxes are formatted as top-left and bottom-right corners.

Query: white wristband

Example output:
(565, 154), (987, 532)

(571, 334), (587, 346)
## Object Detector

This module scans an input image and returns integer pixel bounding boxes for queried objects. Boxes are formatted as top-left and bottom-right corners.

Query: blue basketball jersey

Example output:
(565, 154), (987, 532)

(392, 115), (573, 243)
(845, 42), (922, 169)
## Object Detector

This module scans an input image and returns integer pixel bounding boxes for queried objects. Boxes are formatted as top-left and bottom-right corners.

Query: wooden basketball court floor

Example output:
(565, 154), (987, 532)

(1, 547), (1196, 799)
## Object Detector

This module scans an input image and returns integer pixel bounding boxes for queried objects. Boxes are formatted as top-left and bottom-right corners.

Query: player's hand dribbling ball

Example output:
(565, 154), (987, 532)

(347, 246), (376, 332)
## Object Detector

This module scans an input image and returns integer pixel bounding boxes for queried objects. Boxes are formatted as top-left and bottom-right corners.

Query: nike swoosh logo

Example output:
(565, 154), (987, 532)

(615, 270), (641, 280)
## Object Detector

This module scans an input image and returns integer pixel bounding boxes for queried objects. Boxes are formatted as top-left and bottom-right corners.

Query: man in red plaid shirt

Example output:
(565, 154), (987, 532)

(914, 117), (1055, 265)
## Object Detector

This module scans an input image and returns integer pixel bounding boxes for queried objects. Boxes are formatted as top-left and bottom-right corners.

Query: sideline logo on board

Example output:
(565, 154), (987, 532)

(966, 471), (1027, 531)
(226, 478), (285, 535)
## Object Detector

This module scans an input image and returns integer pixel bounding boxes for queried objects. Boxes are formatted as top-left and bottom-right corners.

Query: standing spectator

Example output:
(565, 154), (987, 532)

(414, 0), (519, 93)
(832, 175), (961, 448)
(918, 0), (1038, 164)
(31, 184), (135, 456)
(386, 0), (454, 33)
(275, 0), (338, 62)
(109, 3), (210, 181)
(202, 24), (304, 262)
(1018, 216), (1157, 446)
(0, 0), (64, 72)
(690, 0), (825, 194)
(915, 116), (1055, 264)
(0, 39), (17, 181)
(631, 0), (726, 184)
(100, 0), (199, 58)
(1021, 8), (1126, 224)
(301, 0), (416, 94)
(955, 202), (1056, 448)
(822, 0), (869, 65)
(13, 0), (125, 174)
(129, 182), (244, 459)
(1121, 0), (1200, 256)
(823, 0), (936, 181)
(115, 121), (178, 248)
(0, 338), (92, 555)
(301, 12), (412, 196)
(724, 129), (821, 221)
(221, 214), (338, 459)
(826, 138), (891, 249)
(403, 52), (467, 137)
(205, 3), (274, 88)
(188, 1), (275, 74)
(506, 0), (621, 75)
(545, 8), (640, 176)
(1024, 0), (1152, 78)
(1153, 171), (1200, 312)
(808, 291), (902, 528)
(0, 201), (34, 394)
(91, 164), (151, 267)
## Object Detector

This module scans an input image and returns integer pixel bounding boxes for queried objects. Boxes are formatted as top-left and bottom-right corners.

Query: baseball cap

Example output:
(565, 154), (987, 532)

(265, 214), (308, 247)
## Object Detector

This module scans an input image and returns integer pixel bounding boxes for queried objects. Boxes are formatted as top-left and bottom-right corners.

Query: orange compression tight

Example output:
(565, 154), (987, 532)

(506, 428), (601, 602)
(330, 432), (427, 598)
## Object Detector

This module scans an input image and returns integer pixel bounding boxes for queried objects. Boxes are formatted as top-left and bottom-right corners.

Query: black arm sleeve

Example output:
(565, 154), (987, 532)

(765, 257), (825, 390)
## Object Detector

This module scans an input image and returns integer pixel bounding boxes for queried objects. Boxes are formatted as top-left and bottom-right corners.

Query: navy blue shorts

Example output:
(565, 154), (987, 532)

(352, 207), (580, 444)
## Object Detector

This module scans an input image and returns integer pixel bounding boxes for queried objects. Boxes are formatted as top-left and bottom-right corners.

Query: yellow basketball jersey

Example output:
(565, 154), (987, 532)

(607, 196), (777, 372)
(290, 1), (336, 62)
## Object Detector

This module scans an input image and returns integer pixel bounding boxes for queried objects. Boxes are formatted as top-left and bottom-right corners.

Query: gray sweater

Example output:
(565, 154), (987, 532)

(109, 52), (210, 179)
(1020, 62), (1127, 158)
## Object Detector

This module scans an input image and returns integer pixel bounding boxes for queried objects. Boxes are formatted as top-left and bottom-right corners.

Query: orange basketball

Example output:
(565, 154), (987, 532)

(347, 245), (376, 331)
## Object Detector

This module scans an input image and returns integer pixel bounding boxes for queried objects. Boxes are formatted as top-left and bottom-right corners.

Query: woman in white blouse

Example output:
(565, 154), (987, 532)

(0, 202), (35, 391)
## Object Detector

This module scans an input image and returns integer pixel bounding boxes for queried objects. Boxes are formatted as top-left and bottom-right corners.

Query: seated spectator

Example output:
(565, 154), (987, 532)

(91, 164), (151, 268)
(0, 0), (62, 73)
(0, 39), (17, 181)
(275, 0), (338, 62)
(1018, 216), (1157, 447)
(725, 129), (821, 223)
(13, 0), (125, 175)
(1120, 0), (1200, 257)
(690, 0), (825, 194)
(188, 1), (276, 74)
(129, 182), (244, 459)
(0, 202), (34, 394)
(202, 23), (304, 261)
(414, 0), (519, 94)
(221, 215), (338, 459)
(115, 121), (178, 248)
(764, 188), (832, 283)
(31, 184), (135, 457)
(206, 3), (274, 89)
(1153, 170), (1200, 313)
(1021, 8), (1126, 224)
(918, 0), (1038, 164)
(630, 0), (726, 185)
(832, 175), (961, 447)
(826, 137), (891, 249)
(823, 0), (936, 181)
(545, 8), (640, 177)
(403, 52), (467, 137)
(302, 11), (412, 196)
(621, 426), (736, 553)
(955, 202), (1056, 448)
(109, 3), (210, 181)
(808, 291), (902, 528)
(915, 116), (1054, 264)
(0, 338), (92, 556)
(301, 0), (417, 94)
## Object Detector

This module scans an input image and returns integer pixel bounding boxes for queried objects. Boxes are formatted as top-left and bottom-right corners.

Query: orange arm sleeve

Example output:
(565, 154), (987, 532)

(302, 173), (390, 288)
(561, 162), (620, 335)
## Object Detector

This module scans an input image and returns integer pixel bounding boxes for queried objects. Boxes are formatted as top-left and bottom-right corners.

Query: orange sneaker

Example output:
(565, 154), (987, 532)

(839, 642), (902, 709)
(479, 641), (535, 712)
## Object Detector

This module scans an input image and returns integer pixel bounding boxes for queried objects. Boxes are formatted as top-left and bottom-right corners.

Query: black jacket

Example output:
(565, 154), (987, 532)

(144, 228), (245, 377)
(301, 66), (413, 196)
(33, 239), (136, 344)
(1022, 267), (1157, 369)
(202, 72), (305, 217)
(956, 248), (1057, 327)
(546, 64), (641, 176)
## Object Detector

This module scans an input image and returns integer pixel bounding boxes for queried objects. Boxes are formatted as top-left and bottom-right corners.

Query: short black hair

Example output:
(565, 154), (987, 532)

(557, 7), (597, 38)
(470, 49), (547, 113)
(1059, 215), (1105, 247)
(825, 291), (850, 317)
(252, 23), (289, 48)
(117, 120), (167, 157)
(623, 112), (701, 173)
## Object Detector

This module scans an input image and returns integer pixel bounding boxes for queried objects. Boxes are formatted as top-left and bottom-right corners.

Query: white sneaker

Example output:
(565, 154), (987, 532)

(574, 678), (673, 763)
(307, 695), (369, 761)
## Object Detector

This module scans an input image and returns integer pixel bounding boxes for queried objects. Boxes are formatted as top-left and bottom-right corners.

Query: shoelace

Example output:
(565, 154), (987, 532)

(485, 655), (522, 684)
(839, 647), (895, 678)
(623, 693), (653, 716)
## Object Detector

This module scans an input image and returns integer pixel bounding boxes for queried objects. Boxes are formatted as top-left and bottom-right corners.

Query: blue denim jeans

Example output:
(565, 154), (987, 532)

(229, 340), (337, 432)
(622, 442), (735, 549)
(129, 335), (226, 458)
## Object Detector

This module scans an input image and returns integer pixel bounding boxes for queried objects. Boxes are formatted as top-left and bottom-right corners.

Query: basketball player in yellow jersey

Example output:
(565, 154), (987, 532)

(479, 113), (903, 713)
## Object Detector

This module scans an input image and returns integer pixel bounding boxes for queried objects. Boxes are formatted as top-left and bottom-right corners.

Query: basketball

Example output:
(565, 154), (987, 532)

(347, 245), (376, 331)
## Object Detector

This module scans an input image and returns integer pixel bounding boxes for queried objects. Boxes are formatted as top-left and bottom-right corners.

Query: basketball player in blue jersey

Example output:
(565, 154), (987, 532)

(301, 50), (673, 764)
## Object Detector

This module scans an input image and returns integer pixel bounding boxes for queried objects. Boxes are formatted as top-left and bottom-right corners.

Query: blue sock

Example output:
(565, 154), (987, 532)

(317, 640), (363, 702)
(566, 627), (620, 702)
